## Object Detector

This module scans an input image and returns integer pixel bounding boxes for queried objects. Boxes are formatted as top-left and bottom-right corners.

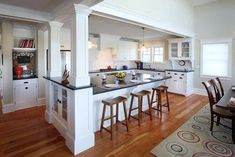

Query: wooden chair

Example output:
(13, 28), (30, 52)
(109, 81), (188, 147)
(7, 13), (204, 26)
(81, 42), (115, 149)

(202, 80), (235, 134)
(212, 77), (224, 102)
(100, 96), (129, 140)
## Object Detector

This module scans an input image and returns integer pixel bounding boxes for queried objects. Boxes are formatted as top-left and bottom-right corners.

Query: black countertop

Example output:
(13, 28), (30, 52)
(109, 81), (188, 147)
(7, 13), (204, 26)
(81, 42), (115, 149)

(92, 73), (171, 95)
(44, 73), (171, 94)
(43, 76), (94, 90)
(89, 68), (194, 74)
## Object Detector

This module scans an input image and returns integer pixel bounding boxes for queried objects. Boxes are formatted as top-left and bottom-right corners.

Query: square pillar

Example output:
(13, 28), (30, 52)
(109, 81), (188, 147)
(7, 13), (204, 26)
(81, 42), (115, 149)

(69, 4), (91, 87)
(47, 21), (63, 77)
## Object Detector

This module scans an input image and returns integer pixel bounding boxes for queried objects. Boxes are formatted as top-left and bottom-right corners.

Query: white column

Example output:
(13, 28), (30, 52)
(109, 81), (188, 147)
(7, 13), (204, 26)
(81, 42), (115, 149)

(69, 4), (91, 87)
(47, 21), (63, 77)
(64, 4), (94, 155)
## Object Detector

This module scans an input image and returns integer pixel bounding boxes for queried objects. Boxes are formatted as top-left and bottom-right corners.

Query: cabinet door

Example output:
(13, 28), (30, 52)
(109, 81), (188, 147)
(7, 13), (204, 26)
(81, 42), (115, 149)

(53, 85), (59, 113)
(128, 42), (138, 60)
(181, 41), (190, 58)
(14, 84), (37, 110)
(62, 89), (68, 121)
(169, 42), (178, 58)
(117, 41), (128, 60)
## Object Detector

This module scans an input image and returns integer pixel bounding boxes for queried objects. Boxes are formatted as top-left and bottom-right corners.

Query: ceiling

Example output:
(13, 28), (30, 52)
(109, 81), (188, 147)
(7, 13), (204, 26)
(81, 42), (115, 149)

(0, 0), (65, 12)
(89, 15), (174, 40)
(191, 0), (217, 6)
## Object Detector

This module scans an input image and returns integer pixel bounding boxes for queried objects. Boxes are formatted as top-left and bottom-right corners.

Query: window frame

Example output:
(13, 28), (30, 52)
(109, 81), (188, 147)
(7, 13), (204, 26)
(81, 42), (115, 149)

(140, 46), (164, 63)
(200, 38), (232, 80)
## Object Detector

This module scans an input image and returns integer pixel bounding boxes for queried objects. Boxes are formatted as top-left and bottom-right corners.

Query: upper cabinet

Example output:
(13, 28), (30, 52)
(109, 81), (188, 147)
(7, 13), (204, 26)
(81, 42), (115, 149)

(168, 38), (192, 60)
(116, 40), (138, 61)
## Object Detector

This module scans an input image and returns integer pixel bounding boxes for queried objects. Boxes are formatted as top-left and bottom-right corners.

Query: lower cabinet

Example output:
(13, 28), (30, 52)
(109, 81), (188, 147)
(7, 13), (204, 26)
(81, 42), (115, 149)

(165, 71), (193, 96)
(13, 78), (38, 110)
(52, 83), (68, 124)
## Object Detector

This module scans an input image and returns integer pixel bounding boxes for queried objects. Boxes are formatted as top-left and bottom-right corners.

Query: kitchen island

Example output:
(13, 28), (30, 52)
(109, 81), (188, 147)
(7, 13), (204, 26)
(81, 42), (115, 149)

(91, 72), (171, 131)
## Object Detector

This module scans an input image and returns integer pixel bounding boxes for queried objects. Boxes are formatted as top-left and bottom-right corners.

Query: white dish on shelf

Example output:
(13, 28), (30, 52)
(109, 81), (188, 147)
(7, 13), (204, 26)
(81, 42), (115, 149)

(130, 80), (142, 83)
(104, 84), (119, 88)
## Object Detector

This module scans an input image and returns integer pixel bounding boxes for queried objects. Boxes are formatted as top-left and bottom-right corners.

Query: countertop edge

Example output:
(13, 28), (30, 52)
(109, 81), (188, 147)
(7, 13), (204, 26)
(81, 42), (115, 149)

(43, 76), (94, 90)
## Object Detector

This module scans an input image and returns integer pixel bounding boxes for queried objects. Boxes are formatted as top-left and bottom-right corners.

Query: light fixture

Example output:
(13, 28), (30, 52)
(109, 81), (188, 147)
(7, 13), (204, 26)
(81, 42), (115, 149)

(141, 27), (146, 51)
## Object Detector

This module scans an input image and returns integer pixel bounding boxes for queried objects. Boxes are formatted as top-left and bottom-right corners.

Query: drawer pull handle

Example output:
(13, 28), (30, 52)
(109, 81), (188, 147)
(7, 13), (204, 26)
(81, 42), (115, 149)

(24, 82), (29, 84)
(174, 73), (177, 75)
(181, 74), (184, 76)
(25, 87), (28, 89)
(180, 77), (183, 79)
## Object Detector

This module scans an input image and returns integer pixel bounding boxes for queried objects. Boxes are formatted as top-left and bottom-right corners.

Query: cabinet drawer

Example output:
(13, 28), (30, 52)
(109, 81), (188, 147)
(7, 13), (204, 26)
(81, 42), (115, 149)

(13, 78), (38, 86)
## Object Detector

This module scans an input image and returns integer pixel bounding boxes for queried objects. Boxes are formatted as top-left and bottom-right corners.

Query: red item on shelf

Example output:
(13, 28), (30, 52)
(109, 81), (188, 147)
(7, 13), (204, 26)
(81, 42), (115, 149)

(14, 66), (23, 79)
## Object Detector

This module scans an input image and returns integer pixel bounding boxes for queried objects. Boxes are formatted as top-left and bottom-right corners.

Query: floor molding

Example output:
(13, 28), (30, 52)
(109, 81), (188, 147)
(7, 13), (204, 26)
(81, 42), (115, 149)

(38, 98), (46, 105)
(2, 103), (16, 113)
(193, 88), (207, 96)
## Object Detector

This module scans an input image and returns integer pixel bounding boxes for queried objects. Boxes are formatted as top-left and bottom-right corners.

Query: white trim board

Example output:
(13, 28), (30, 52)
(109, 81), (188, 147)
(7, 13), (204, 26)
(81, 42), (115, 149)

(193, 88), (207, 96)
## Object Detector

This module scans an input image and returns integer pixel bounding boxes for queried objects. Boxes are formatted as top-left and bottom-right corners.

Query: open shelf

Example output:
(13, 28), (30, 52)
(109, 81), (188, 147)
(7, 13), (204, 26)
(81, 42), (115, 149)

(12, 47), (37, 52)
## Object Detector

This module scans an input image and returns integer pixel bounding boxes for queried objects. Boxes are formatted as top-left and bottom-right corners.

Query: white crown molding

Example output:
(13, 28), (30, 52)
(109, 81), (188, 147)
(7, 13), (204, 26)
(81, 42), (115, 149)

(0, 3), (50, 22)
(91, 1), (194, 37)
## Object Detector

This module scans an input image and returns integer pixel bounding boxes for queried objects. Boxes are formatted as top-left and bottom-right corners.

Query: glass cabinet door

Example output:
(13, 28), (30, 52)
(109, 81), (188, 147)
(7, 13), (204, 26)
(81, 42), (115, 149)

(53, 85), (58, 113)
(170, 43), (178, 58)
(181, 42), (190, 58)
(62, 89), (67, 121)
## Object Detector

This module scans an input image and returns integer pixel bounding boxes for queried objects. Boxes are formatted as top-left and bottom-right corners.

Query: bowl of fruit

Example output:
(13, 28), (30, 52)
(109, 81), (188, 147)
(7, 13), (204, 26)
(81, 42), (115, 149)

(115, 72), (126, 81)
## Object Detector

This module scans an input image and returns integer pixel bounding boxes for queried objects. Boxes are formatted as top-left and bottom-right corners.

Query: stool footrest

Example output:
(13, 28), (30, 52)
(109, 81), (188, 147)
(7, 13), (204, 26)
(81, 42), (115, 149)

(104, 115), (117, 121)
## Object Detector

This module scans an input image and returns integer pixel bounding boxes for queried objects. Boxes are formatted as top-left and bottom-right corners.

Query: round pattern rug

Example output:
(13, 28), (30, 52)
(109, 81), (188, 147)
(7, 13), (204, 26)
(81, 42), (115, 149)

(187, 123), (205, 132)
(192, 152), (217, 157)
(165, 141), (188, 155)
(203, 140), (234, 157)
(193, 115), (210, 124)
(211, 131), (233, 144)
(177, 131), (200, 143)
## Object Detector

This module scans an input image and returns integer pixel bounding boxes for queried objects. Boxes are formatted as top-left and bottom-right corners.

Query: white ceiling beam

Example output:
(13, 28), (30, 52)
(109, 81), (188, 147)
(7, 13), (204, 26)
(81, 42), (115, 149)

(0, 3), (50, 23)
(50, 0), (104, 22)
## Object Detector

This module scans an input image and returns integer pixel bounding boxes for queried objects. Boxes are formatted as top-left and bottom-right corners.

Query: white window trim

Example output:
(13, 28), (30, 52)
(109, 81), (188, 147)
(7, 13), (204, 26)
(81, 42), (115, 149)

(200, 38), (232, 80)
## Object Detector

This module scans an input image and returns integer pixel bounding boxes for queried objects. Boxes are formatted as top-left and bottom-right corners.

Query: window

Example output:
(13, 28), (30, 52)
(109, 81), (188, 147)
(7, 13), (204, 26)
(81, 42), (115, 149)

(141, 46), (164, 63)
(201, 41), (231, 77)
(153, 47), (164, 62)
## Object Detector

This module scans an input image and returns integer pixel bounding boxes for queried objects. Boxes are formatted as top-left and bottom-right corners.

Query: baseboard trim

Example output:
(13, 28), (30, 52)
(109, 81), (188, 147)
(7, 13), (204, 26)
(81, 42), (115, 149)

(193, 88), (207, 96)
(2, 103), (16, 113)
(38, 98), (46, 106)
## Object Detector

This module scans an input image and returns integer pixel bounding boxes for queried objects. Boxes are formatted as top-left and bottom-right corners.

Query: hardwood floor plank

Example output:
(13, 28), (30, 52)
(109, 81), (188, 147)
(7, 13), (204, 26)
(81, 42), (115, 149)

(0, 94), (208, 157)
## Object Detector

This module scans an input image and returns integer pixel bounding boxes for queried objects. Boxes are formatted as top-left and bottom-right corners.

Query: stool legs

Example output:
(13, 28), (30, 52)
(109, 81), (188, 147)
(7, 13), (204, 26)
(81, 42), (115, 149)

(110, 104), (113, 140)
(166, 89), (170, 111)
(100, 104), (106, 132)
(128, 96), (134, 120)
(147, 94), (152, 120)
(123, 101), (129, 131)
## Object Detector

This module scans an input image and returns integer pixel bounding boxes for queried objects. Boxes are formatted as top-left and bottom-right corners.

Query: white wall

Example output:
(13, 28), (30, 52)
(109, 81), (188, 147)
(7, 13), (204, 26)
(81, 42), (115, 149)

(92, 0), (194, 36)
(194, 0), (235, 91)
(2, 21), (13, 104)
(37, 30), (46, 101)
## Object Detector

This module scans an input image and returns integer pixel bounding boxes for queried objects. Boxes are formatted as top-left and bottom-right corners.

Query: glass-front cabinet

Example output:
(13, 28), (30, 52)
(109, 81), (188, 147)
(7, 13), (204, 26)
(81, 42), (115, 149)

(168, 38), (192, 60)
(52, 83), (68, 124)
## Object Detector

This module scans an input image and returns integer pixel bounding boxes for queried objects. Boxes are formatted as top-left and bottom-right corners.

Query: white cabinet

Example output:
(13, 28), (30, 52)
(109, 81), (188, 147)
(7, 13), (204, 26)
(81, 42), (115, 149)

(165, 71), (193, 96)
(116, 40), (138, 61)
(13, 78), (38, 110)
(168, 38), (192, 60)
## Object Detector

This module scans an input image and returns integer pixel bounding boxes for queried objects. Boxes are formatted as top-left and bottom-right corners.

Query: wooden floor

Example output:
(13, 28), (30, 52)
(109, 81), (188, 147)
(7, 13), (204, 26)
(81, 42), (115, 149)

(0, 94), (208, 157)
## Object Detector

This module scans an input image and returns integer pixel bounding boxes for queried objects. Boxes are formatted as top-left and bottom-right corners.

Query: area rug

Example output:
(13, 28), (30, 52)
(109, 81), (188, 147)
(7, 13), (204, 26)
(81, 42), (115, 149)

(151, 105), (235, 157)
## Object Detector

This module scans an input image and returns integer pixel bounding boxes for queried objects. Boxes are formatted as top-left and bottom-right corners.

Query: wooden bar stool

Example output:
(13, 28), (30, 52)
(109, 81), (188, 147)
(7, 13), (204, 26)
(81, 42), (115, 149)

(128, 90), (152, 126)
(151, 85), (170, 118)
(100, 96), (129, 140)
